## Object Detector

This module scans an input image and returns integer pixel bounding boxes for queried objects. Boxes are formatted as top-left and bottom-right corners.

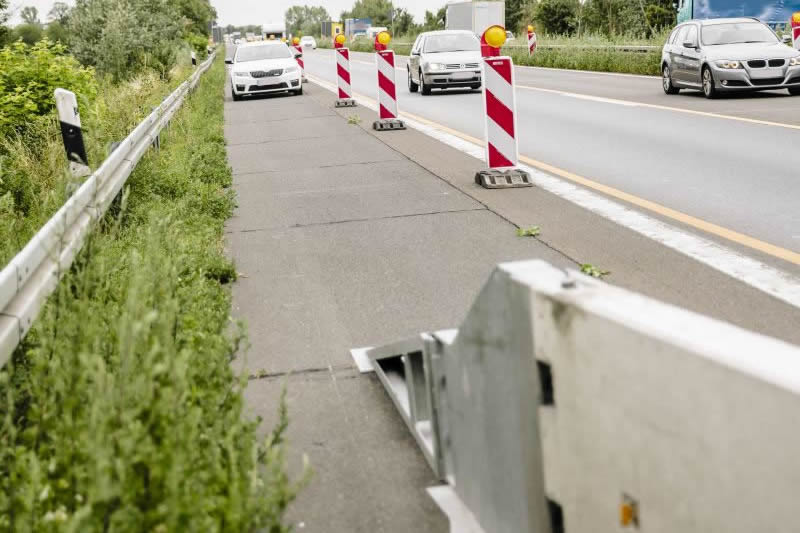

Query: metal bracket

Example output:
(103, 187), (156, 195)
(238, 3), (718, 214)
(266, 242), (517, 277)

(373, 118), (406, 131)
(475, 168), (533, 189)
(335, 99), (357, 108)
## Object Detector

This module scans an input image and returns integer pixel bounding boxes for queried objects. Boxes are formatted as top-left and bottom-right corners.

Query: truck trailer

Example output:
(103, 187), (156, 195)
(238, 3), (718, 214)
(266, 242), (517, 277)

(445, 1), (505, 36)
(677, 0), (800, 25)
(262, 23), (286, 40)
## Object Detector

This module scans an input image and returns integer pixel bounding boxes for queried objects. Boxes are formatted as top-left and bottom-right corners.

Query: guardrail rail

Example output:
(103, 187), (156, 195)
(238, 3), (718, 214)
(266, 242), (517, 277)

(0, 53), (216, 366)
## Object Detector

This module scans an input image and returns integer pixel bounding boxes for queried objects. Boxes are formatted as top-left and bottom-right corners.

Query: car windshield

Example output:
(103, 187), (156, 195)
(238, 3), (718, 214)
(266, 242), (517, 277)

(701, 22), (778, 45)
(423, 33), (479, 53)
(236, 45), (291, 62)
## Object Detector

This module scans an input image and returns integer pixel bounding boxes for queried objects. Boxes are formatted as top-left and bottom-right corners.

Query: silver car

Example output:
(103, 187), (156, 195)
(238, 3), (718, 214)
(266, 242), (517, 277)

(661, 17), (800, 98)
(408, 30), (482, 95)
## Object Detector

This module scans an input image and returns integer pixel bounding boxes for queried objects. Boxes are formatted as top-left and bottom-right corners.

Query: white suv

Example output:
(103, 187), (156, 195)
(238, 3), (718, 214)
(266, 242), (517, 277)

(300, 36), (317, 49)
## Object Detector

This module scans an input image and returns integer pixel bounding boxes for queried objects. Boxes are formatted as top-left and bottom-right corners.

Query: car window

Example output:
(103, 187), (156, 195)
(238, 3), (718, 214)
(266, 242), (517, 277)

(235, 45), (292, 62)
(673, 25), (689, 45)
(668, 27), (680, 44)
(423, 33), (480, 53)
(701, 22), (779, 45)
(413, 35), (424, 53)
(684, 25), (698, 46)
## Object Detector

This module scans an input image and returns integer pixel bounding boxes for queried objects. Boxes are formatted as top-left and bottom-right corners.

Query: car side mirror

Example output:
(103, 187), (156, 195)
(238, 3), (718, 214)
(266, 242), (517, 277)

(411, 50), (420, 56)
(683, 41), (697, 49)
(294, 51), (302, 58)
(225, 58), (233, 64)
(782, 35), (792, 44)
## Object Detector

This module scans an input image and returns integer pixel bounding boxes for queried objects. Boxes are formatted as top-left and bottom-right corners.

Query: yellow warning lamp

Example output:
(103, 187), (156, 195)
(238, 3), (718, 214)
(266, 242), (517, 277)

(377, 31), (391, 46)
(280, 36), (286, 42)
(292, 37), (300, 45)
(335, 34), (346, 45)
(793, 11), (800, 23)
(484, 25), (507, 48)
(528, 25), (534, 32)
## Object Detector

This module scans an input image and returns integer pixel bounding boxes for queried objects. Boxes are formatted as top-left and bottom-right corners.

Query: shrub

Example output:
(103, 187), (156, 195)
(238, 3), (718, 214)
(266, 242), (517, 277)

(0, 39), (97, 137)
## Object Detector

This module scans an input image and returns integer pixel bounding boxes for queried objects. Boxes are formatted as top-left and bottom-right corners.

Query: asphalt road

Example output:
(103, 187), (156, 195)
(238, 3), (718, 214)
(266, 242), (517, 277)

(302, 48), (800, 261)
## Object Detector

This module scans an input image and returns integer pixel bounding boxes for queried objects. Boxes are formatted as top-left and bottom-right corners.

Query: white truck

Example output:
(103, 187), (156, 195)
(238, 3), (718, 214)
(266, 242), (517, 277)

(262, 23), (286, 40)
(445, 1), (505, 36)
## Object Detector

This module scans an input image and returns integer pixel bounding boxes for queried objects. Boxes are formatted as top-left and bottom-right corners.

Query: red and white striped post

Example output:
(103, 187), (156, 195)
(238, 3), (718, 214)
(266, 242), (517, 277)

(333, 34), (356, 107)
(476, 25), (532, 189)
(292, 37), (306, 82)
(373, 31), (405, 131)
(792, 12), (800, 50)
(527, 25), (537, 56)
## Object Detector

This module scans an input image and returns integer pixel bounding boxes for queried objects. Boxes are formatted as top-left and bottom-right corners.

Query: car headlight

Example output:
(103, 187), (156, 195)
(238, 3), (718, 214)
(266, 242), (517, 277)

(285, 66), (298, 73)
(715, 60), (741, 69)
(426, 62), (445, 72)
(790, 56), (800, 66)
(234, 71), (249, 77)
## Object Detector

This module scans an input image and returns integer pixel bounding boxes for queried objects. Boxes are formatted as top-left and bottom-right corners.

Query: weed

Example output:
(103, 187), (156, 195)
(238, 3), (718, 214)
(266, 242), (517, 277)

(347, 114), (362, 125)
(517, 226), (542, 237)
(581, 263), (611, 278)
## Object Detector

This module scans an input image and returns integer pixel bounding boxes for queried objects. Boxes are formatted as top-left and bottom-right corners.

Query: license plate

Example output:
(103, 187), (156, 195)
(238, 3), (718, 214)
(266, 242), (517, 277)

(451, 72), (473, 80)
(750, 68), (783, 79)
(257, 78), (270, 86)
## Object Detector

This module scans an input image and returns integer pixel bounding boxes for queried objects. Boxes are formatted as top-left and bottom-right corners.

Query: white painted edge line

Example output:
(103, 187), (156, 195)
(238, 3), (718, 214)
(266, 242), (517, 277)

(427, 486), (487, 533)
(350, 346), (375, 373)
(309, 73), (800, 309)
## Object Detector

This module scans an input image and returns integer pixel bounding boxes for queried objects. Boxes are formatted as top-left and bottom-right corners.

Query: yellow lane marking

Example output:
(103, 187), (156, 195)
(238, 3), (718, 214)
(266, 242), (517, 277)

(516, 84), (800, 131)
(316, 75), (800, 265)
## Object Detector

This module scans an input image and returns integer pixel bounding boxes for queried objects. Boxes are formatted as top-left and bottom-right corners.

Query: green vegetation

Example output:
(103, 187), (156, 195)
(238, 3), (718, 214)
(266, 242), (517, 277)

(0, 55), (304, 531)
(581, 263), (611, 278)
(517, 226), (542, 237)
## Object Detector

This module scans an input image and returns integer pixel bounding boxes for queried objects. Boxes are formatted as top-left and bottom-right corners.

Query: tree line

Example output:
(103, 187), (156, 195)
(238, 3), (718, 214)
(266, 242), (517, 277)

(0, 0), (217, 81)
(285, 0), (675, 39)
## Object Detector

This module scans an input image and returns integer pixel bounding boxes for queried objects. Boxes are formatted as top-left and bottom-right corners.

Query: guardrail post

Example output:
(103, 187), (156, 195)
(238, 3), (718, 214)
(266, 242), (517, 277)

(54, 88), (90, 178)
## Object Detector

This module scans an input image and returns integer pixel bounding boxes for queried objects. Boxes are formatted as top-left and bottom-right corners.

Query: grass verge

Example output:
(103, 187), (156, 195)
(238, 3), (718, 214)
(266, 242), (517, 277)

(0, 54), (305, 531)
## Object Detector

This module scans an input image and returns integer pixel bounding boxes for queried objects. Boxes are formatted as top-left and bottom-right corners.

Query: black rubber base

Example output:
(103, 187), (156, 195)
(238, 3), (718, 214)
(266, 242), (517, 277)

(475, 168), (533, 189)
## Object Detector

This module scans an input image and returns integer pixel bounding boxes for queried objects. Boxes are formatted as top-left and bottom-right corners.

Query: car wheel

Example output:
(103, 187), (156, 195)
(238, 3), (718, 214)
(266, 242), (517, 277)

(293, 85), (303, 96)
(662, 65), (679, 95)
(788, 86), (800, 96)
(408, 68), (419, 93)
(232, 90), (241, 102)
(420, 71), (431, 95)
(702, 67), (717, 99)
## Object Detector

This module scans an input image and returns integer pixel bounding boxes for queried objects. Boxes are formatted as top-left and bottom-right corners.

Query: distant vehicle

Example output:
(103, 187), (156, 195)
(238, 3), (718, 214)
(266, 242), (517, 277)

(506, 30), (515, 41)
(366, 26), (388, 39)
(408, 30), (482, 95)
(677, 0), (800, 25)
(445, 1), (505, 36)
(263, 22), (287, 40)
(661, 17), (800, 98)
(300, 36), (317, 49)
(226, 41), (303, 101)
(351, 31), (367, 41)
(235, 39), (243, 45)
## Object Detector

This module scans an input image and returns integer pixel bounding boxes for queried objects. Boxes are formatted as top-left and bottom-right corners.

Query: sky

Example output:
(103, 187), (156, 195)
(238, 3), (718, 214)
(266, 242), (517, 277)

(6, 0), (435, 26)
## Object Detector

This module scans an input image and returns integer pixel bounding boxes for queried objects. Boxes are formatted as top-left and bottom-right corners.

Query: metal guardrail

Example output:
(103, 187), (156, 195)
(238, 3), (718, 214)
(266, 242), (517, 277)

(0, 53), (216, 366)
(358, 260), (800, 533)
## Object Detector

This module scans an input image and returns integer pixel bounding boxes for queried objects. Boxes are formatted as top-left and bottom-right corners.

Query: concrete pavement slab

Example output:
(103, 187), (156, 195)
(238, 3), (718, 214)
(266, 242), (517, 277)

(225, 94), (335, 124)
(226, 159), (481, 231)
(225, 115), (361, 145)
(229, 209), (569, 375)
(227, 133), (403, 175)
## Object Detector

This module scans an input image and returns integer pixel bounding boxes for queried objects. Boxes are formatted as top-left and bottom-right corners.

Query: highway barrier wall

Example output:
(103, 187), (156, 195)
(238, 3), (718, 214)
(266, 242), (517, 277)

(364, 260), (800, 532)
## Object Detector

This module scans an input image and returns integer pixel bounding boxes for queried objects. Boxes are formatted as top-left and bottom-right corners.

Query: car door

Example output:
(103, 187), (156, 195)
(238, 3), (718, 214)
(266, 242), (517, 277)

(680, 24), (702, 86)
(670, 25), (689, 82)
(409, 35), (424, 83)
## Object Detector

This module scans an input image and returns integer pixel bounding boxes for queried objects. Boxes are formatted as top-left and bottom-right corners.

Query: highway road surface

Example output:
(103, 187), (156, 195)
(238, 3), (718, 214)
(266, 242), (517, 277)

(302, 48), (800, 268)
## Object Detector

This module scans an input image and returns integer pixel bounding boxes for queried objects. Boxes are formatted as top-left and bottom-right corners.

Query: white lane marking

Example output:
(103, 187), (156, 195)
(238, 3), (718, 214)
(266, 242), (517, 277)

(560, 93), (640, 106)
(308, 73), (800, 309)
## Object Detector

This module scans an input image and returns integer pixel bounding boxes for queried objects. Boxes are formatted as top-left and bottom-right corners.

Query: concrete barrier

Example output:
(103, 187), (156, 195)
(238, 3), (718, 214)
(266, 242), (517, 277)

(359, 260), (800, 533)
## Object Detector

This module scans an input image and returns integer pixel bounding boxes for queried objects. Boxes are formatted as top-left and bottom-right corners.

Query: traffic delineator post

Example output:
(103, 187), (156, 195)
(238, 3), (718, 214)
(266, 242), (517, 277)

(527, 25), (537, 56)
(373, 33), (405, 131)
(792, 12), (800, 50)
(335, 47), (357, 108)
(54, 88), (90, 178)
(292, 37), (306, 83)
(476, 26), (532, 189)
